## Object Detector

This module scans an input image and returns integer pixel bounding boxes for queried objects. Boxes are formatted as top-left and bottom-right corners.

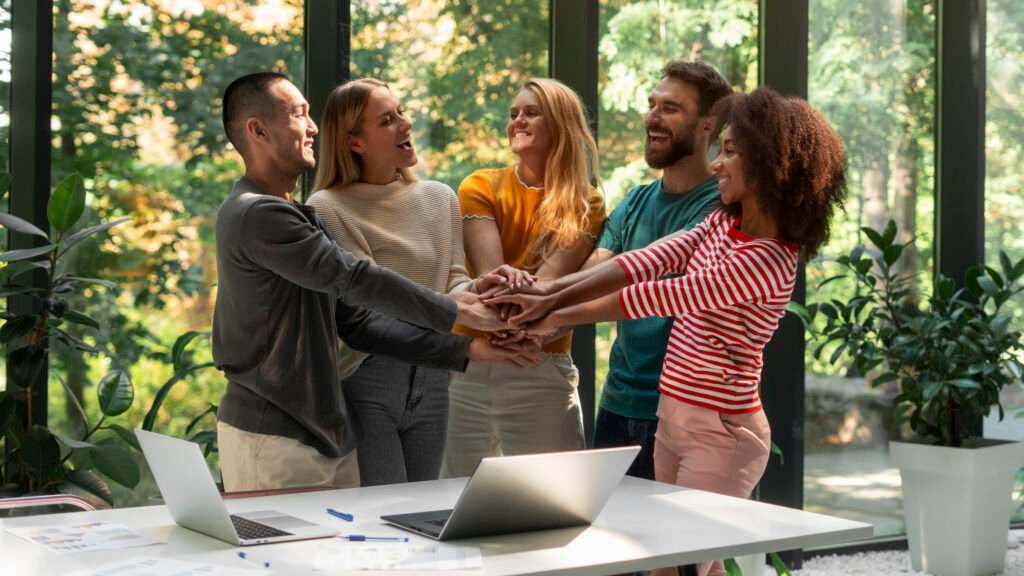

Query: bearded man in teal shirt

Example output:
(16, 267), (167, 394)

(581, 62), (732, 479)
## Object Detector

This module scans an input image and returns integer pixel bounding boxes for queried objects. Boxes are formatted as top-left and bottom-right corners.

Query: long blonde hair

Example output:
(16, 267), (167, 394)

(313, 78), (417, 191)
(518, 78), (601, 267)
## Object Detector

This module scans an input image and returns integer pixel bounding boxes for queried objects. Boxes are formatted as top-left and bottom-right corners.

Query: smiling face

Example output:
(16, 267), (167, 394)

(710, 126), (751, 206)
(349, 86), (417, 178)
(264, 80), (318, 176)
(644, 77), (702, 169)
(507, 89), (553, 161)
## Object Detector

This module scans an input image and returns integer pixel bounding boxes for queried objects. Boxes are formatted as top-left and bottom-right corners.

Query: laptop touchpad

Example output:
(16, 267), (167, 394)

(241, 510), (317, 528)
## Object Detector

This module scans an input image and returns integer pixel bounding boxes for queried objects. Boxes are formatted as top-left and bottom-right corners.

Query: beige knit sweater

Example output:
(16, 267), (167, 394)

(307, 178), (472, 378)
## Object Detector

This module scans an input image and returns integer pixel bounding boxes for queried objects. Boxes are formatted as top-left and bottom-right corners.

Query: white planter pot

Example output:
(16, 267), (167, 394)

(890, 438), (1024, 576)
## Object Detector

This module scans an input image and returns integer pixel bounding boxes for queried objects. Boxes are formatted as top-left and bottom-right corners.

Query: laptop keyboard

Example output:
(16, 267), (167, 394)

(231, 515), (293, 540)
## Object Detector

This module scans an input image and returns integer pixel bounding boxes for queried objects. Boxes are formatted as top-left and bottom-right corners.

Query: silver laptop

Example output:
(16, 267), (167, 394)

(135, 429), (339, 545)
(381, 446), (639, 541)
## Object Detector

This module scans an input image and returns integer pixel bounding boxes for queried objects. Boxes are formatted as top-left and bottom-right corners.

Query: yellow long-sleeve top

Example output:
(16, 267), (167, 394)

(456, 166), (607, 354)
(307, 178), (472, 377)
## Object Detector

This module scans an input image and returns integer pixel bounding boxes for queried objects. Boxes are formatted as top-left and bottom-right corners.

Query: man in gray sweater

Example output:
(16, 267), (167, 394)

(213, 72), (524, 491)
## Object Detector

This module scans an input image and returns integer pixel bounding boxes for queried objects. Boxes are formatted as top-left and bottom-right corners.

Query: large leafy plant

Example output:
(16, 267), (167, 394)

(0, 173), (135, 506)
(793, 221), (1024, 448)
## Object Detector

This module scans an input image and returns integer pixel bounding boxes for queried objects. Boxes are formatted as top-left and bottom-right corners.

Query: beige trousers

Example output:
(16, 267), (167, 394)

(653, 397), (772, 576)
(217, 421), (360, 492)
(441, 353), (584, 478)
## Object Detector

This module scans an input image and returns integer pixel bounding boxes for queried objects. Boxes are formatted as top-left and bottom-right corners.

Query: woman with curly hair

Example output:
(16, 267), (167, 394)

(489, 87), (847, 576)
(441, 78), (607, 477)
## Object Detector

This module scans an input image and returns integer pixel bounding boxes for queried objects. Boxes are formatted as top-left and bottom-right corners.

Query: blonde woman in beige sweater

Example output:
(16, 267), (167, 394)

(308, 79), (537, 486)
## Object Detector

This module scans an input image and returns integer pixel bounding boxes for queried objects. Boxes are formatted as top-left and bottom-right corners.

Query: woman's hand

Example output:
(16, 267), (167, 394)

(480, 277), (557, 299)
(452, 291), (507, 332)
(472, 265), (535, 296)
(523, 313), (564, 338)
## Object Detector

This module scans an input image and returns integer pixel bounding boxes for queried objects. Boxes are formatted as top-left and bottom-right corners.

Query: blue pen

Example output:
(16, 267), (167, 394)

(238, 550), (271, 568)
(341, 534), (409, 542)
(326, 508), (354, 522)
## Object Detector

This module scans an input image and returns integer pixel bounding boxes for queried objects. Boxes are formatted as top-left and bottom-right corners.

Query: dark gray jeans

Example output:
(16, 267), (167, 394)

(342, 355), (449, 486)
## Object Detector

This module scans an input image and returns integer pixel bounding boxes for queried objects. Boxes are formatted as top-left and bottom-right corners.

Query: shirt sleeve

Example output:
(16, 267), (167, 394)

(582, 189), (607, 243)
(445, 185), (474, 293)
(336, 300), (471, 372)
(240, 199), (457, 334)
(307, 192), (375, 263)
(458, 170), (497, 220)
(619, 240), (796, 319)
(614, 212), (719, 283)
(596, 196), (628, 254)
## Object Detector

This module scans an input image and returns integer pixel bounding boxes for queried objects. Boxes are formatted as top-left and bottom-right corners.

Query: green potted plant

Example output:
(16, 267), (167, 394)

(1, 173), (137, 508)
(793, 221), (1024, 576)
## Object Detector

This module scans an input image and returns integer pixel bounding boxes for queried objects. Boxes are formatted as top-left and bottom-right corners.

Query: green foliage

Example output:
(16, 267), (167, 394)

(0, 172), (134, 504)
(794, 221), (1024, 447)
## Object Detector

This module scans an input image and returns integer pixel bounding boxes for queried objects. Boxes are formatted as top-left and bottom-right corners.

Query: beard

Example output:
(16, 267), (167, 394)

(644, 121), (698, 169)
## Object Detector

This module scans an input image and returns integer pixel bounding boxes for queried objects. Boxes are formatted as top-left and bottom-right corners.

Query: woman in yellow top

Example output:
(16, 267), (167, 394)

(308, 79), (539, 486)
(442, 78), (607, 476)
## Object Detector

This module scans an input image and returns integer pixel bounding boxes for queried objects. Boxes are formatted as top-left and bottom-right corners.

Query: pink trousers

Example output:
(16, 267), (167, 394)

(653, 397), (772, 576)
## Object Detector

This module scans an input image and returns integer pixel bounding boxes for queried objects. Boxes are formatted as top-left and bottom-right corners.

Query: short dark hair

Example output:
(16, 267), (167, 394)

(221, 72), (291, 154)
(711, 87), (848, 261)
(661, 61), (733, 116)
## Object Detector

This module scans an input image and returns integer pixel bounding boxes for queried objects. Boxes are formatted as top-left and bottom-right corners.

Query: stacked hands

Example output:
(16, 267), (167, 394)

(452, 265), (569, 369)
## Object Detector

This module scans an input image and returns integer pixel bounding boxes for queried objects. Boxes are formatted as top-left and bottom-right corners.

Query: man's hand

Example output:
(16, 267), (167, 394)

(452, 291), (507, 332)
(483, 292), (554, 327)
(467, 337), (542, 368)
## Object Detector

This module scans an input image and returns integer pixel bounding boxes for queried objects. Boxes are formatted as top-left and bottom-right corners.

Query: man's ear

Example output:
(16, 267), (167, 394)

(245, 117), (269, 143)
(698, 116), (714, 136)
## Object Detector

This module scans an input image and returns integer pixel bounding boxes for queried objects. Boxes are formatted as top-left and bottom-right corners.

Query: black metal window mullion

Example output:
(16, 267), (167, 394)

(549, 0), (599, 447)
(302, 0), (350, 201)
(8, 0), (53, 429)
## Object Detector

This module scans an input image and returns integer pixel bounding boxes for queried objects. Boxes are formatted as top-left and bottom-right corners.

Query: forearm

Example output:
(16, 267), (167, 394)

(550, 257), (630, 309)
(337, 300), (470, 371)
(551, 292), (626, 328)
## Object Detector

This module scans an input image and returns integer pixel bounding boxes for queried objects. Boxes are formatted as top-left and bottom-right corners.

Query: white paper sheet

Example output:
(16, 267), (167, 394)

(6, 521), (162, 554)
(65, 555), (267, 576)
(313, 542), (483, 571)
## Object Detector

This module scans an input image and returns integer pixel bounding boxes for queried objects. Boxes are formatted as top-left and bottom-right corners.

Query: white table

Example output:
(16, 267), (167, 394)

(1, 476), (872, 575)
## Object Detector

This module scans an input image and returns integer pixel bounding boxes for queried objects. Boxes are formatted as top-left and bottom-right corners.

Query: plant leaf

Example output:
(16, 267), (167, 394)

(61, 218), (131, 253)
(949, 378), (982, 390)
(723, 558), (742, 576)
(171, 330), (209, 372)
(96, 370), (134, 417)
(0, 315), (39, 343)
(55, 434), (96, 450)
(0, 212), (49, 240)
(0, 260), (48, 281)
(90, 445), (140, 488)
(47, 173), (86, 234)
(105, 423), (142, 451)
(8, 345), (46, 388)
(0, 244), (57, 263)
(57, 469), (113, 508)
(58, 374), (90, 431)
(142, 362), (215, 430)
(61, 275), (118, 289)
(62, 310), (100, 329)
(16, 425), (63, 484)
(769, 552), (792, 575)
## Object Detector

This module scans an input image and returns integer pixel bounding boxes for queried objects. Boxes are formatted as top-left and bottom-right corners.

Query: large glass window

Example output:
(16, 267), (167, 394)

(594, 0), (758, 395)
(805, 0), (936, 538)
(49, 0), (305, 505)
(983, 0), (1024, 522)
(351, 0), (548, 190)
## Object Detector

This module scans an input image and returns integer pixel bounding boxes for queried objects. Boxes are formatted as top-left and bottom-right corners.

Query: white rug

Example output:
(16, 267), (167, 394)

(784, 531), (1024, 575)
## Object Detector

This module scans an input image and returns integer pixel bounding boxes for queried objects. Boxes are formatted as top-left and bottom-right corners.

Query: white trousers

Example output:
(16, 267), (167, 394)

(441, 353), (584, 478)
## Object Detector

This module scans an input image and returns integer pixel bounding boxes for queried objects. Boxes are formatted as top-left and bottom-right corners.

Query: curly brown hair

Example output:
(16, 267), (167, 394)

(711, 87), (848, 261)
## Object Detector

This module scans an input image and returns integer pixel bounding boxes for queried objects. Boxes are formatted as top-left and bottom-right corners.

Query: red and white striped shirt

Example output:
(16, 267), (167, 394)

(616, 209), (798, 414)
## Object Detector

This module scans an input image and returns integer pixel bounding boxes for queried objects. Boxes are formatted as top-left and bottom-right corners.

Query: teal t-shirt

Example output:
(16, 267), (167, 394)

(596, 176), (720, 420)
